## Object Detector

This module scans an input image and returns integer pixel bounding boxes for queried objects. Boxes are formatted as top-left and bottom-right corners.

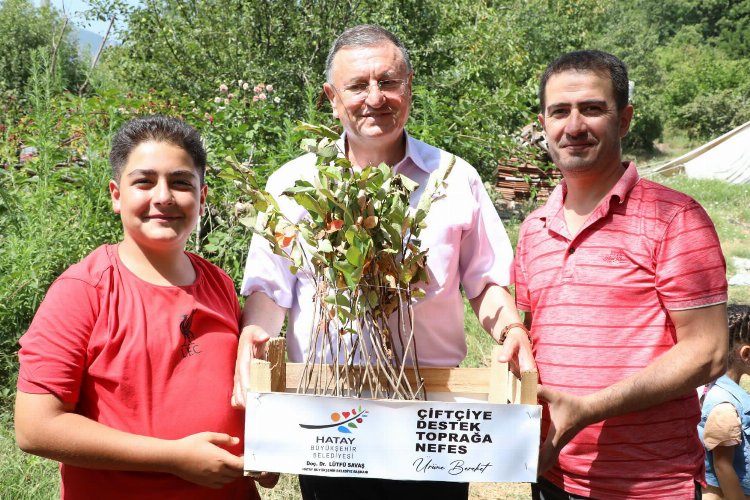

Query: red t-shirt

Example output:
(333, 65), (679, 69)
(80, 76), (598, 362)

(18, 244), (259, 500)
(515, 164), (727, 499)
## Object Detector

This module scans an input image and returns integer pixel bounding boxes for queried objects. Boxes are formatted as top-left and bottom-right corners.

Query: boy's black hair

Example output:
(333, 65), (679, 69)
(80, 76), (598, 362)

(538, 49), (629, 113)
(109, 115), (207, 184)
(728, 304), (750, 364)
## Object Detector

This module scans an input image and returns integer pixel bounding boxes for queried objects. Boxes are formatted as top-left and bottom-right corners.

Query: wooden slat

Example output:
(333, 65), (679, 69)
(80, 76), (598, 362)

(266, 337), (286, 393)
(260, 337), (539, 404)
(249, 358), (271, 392)
(488, 345), (508, 403)
(246, 358), (271, 479)
(284, 363), (501, 394)
(520, 370), (539, 405)
(509, 372), (519, 403)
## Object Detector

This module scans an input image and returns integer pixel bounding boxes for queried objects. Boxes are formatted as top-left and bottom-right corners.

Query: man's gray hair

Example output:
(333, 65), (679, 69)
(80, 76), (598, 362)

(325, 24), (412, 82)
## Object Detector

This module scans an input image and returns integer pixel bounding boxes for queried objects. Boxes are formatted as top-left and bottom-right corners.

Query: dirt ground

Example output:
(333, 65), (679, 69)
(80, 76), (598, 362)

(470, 482), (531, 499)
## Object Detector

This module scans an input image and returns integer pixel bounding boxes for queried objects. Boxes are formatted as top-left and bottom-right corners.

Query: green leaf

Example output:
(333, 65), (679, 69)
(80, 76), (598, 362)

(300, 137), (317, 153)
(345, 245), (363, 267)
(320, 165), (343, 181)
(292, 194), (325, 216)
(238, 216), (256, 228)
(318, 143), (337, 160)
(283, 183), (316, 195)
(296, 121), (340, 141)
(217, 169), (244, 182)
(318, 239), (333, 253)
(324, 293), (350, 306)
(398, 174), (419, 193)
(333, 260), (358, 289)
(385, 222), (401, 245)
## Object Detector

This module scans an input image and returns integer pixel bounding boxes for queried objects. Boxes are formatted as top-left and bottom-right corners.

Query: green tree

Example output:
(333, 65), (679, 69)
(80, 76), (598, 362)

(0, 0), (85, 93)
(593, 2), (664, 150)
(593, 0), (750, 146)
(96, 0), (375, 103)
(656, 27), (750, 139)
(716, 0), (750, 58)
(94, 0), (550, 180)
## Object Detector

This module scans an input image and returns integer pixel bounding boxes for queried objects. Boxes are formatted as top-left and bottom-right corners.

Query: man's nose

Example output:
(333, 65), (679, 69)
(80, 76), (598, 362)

(364, 83), (387, 107)
(564, 110), (587, 136)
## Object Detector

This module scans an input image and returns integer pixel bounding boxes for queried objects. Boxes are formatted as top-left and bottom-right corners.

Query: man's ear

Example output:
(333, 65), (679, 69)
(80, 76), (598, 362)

(740, 344), (750, 363)
(538, 112), (545, 129)
(109, 180), (121, 214)
(323, 83), (338, 119)
(619, 104), (634, 138)
(199, 184), (208, 217)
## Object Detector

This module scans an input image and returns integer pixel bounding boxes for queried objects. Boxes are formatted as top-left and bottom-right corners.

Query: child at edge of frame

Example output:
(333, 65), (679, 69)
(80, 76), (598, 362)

(13, 115), (277, 499)
(699, 304), (750, 499)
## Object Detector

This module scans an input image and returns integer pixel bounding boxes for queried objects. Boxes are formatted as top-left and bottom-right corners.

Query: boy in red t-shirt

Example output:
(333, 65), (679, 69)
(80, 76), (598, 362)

(14, 115), (275, 499)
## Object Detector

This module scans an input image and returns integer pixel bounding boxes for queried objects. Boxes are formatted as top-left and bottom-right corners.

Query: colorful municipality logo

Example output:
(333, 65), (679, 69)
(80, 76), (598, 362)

(299, 405), (369, 434)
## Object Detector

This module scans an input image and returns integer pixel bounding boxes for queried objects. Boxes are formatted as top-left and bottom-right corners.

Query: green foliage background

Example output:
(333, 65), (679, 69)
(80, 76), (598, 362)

(0, 0), (86, 93)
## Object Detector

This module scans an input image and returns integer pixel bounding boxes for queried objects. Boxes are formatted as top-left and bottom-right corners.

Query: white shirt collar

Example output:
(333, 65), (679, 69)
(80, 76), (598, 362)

(339, 131), (433, 174)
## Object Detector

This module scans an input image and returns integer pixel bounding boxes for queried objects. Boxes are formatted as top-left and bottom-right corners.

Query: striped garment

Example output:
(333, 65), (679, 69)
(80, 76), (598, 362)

(515, 163), (727, 499)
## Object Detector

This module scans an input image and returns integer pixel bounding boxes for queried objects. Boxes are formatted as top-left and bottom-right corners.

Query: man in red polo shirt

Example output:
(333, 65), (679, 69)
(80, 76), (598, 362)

(515, 50), (729, 499)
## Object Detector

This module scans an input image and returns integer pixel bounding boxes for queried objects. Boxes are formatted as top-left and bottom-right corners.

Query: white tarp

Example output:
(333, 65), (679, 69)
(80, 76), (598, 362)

(730, 256), (750, 286)
(244, 392), (541, 483)
(654, 120), (750, 184)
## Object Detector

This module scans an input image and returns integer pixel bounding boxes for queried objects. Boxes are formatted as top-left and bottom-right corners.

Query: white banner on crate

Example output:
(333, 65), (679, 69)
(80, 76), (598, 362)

(244, 392), (541, 483)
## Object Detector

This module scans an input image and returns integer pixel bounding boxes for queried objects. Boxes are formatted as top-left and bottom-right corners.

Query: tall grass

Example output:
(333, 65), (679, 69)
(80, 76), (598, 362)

(0, 414), (59, 499)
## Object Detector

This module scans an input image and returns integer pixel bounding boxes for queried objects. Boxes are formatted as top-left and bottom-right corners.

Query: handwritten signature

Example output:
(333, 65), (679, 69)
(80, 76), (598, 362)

(413, 457), (493, 475)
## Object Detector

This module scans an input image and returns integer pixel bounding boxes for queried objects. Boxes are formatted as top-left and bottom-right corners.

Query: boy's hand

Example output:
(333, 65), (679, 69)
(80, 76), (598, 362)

(169, 432), (245, 488)
(232, 326), (271, 409)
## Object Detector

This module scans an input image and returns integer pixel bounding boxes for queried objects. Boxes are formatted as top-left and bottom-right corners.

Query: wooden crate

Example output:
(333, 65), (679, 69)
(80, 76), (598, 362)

(244, 338), (540, 483)
(249, 338), (537, 405)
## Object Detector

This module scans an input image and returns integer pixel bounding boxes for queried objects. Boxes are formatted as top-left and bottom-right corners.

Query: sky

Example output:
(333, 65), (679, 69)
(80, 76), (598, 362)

(40, 0), (137, 37)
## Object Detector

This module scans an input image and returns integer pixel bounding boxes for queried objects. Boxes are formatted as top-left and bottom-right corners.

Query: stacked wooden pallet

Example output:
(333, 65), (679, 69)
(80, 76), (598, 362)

(496, 156), (561, 203)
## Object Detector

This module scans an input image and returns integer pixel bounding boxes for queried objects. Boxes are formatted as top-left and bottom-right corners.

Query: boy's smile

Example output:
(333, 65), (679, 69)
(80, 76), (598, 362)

(109, 141), (206, 254)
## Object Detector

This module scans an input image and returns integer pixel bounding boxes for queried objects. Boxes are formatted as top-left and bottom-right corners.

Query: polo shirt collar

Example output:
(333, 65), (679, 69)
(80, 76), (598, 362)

(540, 161), (640, 217)
(538, 162), (640, 236)
(610, 161), (640, 204)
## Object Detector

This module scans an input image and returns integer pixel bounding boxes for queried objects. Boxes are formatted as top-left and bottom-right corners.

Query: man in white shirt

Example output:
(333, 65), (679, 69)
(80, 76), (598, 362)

(232, 24), (533, 500)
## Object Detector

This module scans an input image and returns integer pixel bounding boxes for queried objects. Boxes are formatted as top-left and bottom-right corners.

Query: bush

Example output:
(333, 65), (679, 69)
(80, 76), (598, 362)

(655, 26), (750, 140)
(0, 0), (85, 94)
(0, 75), (336, 401)
(672, 90), (750, 141)
(0, 82), (122, 403)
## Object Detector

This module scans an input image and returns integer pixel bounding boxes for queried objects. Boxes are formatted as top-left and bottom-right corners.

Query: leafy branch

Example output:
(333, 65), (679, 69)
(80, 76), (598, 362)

(225, 122), (454, 400)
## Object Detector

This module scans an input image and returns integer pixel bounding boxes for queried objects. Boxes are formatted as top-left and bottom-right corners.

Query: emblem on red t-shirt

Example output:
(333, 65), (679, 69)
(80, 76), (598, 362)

(179, 308), (201, 357)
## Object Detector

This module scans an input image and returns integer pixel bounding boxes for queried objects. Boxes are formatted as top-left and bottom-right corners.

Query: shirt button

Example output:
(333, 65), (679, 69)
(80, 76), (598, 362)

(568, 247), (575, 254)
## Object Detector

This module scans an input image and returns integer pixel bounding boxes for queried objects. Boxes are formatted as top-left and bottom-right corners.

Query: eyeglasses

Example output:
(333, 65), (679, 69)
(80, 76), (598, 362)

(334, 79), (408, 101)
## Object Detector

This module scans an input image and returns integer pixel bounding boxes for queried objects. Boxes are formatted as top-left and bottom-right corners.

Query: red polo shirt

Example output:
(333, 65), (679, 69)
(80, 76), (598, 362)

(515, 163), (727, 499)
